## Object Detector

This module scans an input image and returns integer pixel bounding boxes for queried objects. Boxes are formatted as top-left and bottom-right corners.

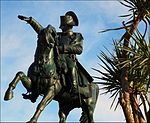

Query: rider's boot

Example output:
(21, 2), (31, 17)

(4, 71), (24, 100)
(70, 68), (92, 98)
(70, 68), (78, 95)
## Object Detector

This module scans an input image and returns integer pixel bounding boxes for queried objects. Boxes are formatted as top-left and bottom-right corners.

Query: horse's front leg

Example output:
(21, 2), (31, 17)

(28, 85), (56, 123)
(4, 71), (32, 100)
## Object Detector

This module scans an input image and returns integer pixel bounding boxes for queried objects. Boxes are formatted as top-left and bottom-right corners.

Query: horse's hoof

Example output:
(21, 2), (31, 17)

(26, 121), (32, 123)
(4, 88), (13, 101)
(26, 120), (32, 123)
(27, 118), (37, 123)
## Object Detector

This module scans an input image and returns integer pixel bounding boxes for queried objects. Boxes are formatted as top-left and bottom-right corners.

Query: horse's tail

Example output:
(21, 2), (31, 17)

(95, 83), (99, 102)
(80, 111), (89, 123)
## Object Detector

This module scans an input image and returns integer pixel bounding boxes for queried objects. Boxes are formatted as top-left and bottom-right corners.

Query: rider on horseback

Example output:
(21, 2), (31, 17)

(4, 11), (93, 103)
(4, 11), (99, 123)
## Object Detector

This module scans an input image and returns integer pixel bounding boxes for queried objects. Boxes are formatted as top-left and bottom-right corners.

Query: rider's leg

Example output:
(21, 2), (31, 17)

(66, 57), (78, 93)
(4, 71), (32, 100)
(71, 67), (78, 92)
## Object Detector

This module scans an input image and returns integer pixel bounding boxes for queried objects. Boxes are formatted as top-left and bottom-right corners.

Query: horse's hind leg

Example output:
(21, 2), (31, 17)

(80, 100), (94, 123)
(58, 103), (72, 123)
(83, 84), (99, 123)
(4, 71), (32, 100)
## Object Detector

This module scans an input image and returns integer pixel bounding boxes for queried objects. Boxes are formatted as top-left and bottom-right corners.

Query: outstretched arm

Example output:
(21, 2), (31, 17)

(18, 15), (43, 34)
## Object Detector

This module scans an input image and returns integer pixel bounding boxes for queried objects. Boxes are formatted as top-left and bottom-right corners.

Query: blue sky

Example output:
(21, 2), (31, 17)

(1, 1), (131, 122)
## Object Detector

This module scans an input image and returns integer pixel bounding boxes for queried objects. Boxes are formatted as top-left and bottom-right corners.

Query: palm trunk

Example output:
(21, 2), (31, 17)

(119, 91), (134, 123)
(119, 17), (141, 123)
(130, 93), (145, 123)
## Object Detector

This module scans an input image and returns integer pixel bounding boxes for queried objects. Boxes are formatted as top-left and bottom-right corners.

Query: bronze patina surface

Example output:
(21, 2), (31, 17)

(4, 11), (99, 123)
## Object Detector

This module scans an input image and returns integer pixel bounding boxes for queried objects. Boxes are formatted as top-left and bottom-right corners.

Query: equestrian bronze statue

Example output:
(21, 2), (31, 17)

(4, 11), (99, 123)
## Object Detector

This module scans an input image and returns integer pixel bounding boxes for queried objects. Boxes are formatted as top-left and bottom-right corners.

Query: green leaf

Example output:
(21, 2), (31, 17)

(119, 14), (132, 18)
(99, 25), (130, 33)
(110, 90), (120, 109)
(120, 1), (134, 8)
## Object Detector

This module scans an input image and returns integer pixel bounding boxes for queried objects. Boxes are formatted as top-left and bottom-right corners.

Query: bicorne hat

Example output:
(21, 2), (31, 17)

(59, 11), (79, 28)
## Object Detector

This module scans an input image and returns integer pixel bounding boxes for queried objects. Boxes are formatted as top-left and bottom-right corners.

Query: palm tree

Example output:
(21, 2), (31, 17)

(94, 32), (150, 122)
(118, 1), (149, 122)
(94, 0), (150, 122)
(120, 30), (150, 122)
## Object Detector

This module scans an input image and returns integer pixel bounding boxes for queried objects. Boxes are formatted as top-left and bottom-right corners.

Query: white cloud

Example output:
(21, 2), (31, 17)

(94, 94), (125, 122)
(83, 1), (128, 22)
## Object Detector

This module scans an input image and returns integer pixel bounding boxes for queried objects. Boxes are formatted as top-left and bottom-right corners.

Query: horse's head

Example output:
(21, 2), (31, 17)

(38, 25), (58, 77)
(39, 25), (57, 48)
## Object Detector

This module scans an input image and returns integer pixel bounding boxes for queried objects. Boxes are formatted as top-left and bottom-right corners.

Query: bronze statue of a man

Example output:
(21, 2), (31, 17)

(8, 11), (93, 102)
(56, 11), (93, 94)
(4, 11), (99, 123)
(57, 11), (84, 93)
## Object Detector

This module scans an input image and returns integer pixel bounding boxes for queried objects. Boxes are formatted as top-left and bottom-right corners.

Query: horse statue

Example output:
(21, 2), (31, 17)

(4, 15), (99, 123)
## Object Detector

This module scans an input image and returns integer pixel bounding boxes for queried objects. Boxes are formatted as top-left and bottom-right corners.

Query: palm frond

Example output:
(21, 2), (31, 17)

(100, 0), (150, 38)
(110, 90), (120, 110)
(99, 25), (130, 33)
(118, 29), (150, 93)
(93, 42), (123, 108)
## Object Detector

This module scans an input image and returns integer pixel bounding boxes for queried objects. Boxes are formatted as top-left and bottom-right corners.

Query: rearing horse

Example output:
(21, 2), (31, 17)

(4, 15), (99, 123)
